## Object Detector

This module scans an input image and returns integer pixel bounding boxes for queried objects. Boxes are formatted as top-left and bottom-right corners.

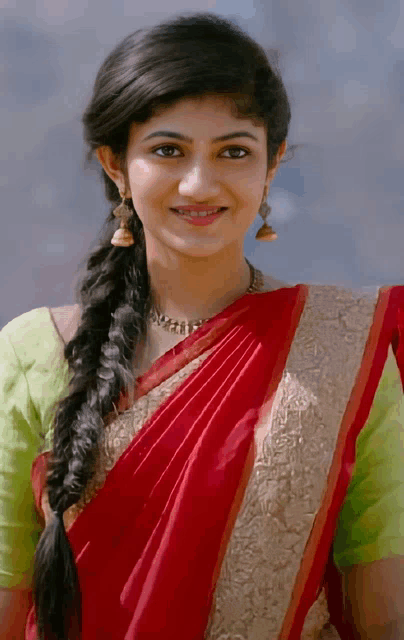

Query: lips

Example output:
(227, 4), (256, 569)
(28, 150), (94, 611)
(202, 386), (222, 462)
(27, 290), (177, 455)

(170, 207), (226, 226)
(171, 207), (227, 217)
(171, 206), (227, 212)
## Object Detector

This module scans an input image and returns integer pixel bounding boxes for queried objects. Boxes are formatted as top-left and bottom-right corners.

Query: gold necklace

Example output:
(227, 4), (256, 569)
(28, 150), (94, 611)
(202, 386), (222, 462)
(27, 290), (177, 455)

(149, 259), (264, 336)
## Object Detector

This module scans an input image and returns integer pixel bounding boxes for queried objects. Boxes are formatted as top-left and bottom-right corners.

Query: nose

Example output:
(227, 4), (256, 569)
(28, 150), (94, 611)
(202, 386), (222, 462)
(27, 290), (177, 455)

(178, 162), (221, 200)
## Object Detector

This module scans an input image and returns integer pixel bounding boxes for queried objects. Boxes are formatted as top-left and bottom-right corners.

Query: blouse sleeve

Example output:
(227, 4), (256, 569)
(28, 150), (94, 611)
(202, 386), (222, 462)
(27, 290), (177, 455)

(0, 330), (44, 588)
(0, 308), (69, 589)
(333, 346), (404, 568)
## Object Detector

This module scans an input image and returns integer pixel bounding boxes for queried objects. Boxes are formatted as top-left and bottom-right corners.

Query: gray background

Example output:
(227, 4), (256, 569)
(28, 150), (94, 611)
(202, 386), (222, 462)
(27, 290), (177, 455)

(1, 0), (403, 329)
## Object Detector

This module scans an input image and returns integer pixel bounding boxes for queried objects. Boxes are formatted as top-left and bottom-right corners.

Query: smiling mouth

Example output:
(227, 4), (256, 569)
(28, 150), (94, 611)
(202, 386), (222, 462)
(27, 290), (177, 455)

(171, 207), (227, 217)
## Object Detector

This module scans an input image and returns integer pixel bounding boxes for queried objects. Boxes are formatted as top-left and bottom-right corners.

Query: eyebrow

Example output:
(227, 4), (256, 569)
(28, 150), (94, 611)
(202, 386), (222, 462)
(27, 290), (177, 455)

(142, 130), (259, 143)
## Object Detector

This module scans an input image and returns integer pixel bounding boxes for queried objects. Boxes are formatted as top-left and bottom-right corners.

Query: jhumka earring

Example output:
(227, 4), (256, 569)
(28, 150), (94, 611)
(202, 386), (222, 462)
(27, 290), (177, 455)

(255, 186), (277, 242)
(111, 188), (135, 247)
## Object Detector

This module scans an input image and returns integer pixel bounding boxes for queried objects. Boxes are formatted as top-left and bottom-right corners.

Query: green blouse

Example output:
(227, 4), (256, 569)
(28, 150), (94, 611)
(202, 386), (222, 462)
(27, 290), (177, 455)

(0, 306), (403, 588)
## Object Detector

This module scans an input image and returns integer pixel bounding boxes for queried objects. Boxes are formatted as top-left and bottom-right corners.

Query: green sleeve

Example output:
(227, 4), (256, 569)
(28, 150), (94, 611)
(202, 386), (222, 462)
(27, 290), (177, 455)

(0, 308), (69, 588)
(333, 347), (404, 568)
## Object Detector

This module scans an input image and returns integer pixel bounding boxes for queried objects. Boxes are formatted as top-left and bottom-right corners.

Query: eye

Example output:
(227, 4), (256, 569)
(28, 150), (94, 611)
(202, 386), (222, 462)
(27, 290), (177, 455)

(220, 147), (251, 159)
(153, 145), (182, 157)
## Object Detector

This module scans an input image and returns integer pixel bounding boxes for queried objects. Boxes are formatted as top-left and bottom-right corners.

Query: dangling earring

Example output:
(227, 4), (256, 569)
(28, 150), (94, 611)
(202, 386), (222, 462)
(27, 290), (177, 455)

(111, 188), (135, 247)
(255, 186), (277, 242)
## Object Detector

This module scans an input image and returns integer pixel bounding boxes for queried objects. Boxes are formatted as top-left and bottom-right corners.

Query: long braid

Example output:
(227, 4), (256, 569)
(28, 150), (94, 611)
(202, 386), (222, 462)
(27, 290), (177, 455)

(32, 210), (150, 639)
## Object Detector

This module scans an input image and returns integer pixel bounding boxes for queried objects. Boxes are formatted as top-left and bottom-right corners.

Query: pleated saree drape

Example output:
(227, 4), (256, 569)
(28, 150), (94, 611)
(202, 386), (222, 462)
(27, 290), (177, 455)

(26, 286), (305, 639)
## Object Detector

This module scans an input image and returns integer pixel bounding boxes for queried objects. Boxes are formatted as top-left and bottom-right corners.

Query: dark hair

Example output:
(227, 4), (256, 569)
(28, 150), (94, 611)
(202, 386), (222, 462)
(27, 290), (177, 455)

(32, 12), (293, 639)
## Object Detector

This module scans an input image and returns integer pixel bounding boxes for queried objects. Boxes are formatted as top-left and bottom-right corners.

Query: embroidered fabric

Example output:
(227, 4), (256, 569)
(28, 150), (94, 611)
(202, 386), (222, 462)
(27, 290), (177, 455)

(205, 286), (378, 640)
(61, 284), (377, 639)
(204, 369), (340, 640)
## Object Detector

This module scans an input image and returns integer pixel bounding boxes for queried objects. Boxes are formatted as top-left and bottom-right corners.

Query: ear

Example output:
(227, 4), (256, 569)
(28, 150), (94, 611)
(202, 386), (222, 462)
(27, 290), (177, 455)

(266, 139), (287, 188)
(95, 146), (128, 195)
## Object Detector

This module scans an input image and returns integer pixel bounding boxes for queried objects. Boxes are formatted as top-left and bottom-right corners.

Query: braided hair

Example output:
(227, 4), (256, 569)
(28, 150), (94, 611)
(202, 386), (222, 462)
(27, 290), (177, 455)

(32, 12), (293, 639)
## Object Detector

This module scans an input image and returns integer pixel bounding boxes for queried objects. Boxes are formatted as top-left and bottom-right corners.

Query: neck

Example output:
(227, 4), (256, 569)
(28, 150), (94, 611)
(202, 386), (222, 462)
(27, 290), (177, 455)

(146, 245), (251, 321)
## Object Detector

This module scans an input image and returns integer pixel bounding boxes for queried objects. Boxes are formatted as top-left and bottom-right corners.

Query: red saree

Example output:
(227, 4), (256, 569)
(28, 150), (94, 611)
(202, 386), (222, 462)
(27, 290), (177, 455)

(26, 284), (404, 639)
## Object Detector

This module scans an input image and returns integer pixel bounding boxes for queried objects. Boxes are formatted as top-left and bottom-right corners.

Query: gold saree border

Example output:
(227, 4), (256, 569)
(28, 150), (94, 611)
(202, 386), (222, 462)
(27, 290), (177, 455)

(210, 285), (308, 594)
(278, 286), (395, 639)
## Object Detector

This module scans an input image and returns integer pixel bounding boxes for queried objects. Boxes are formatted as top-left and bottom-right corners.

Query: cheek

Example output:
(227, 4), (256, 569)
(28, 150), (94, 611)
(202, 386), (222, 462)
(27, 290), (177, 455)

(128, 159), (160, 189)
(235, 173), (266, 209)
(128, 159), (171, 215)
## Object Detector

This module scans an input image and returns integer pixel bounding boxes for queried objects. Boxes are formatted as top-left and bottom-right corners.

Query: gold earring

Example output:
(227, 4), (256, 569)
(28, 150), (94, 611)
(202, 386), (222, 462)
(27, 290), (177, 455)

(111, 188), (135, 247)
(255, 186), (277, 242)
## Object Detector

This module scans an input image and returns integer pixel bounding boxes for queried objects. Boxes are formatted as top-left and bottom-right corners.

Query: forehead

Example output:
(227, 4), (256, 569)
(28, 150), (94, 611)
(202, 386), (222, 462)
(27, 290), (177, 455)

(129, 95), (266, 141)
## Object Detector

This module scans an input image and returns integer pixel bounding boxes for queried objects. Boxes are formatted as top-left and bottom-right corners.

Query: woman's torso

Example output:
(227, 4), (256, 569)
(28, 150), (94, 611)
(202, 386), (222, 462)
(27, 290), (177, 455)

(6, 275), (400, 639)
(47, 278), (368, 639)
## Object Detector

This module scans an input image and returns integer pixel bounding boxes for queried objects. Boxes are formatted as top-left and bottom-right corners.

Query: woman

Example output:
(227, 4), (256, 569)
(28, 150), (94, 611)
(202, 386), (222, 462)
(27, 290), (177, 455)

(0, 12), (403, 640)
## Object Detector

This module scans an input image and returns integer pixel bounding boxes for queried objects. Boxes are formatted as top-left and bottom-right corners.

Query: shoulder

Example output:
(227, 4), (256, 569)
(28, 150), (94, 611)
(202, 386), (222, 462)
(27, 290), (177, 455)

(0, 306), (75, 434)
(0, 304), (79, 371)
(260, 277), (381, 313)
(303, 284), (404, 310)
(1, 307), (56, 363)
(305, 283), (380, 300)
(259, 275), (377, 299)
(2, 306), (54, 340)
(300, 284), (381, 326)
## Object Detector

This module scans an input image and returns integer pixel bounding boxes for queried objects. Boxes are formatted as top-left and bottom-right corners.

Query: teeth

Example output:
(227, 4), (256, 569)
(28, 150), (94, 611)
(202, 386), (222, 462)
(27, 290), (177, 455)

(176, 209), (221, 217)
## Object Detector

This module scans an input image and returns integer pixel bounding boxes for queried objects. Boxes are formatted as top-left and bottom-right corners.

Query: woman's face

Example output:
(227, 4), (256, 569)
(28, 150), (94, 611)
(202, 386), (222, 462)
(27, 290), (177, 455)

(99, 95), (285, 259)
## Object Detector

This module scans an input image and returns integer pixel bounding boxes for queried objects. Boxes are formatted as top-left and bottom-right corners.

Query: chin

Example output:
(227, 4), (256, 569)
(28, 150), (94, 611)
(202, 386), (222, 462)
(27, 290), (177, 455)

(174, 246), (226, 259)
(175, 240), (232, 259)
(153, 231), (232, 259)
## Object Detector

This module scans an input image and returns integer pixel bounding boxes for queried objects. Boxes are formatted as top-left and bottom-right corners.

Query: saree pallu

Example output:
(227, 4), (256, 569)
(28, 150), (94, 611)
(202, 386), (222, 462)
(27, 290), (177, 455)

(26, 284), (404, 639)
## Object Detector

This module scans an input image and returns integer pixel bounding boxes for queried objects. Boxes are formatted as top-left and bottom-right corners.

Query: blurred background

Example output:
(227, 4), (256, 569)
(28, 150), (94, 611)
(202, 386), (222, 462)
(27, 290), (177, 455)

(1, 0), (403, 328)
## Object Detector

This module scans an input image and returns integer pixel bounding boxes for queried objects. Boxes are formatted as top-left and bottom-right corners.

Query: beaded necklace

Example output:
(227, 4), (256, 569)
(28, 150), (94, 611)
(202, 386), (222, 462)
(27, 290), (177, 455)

(149, 258), (264, 336)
